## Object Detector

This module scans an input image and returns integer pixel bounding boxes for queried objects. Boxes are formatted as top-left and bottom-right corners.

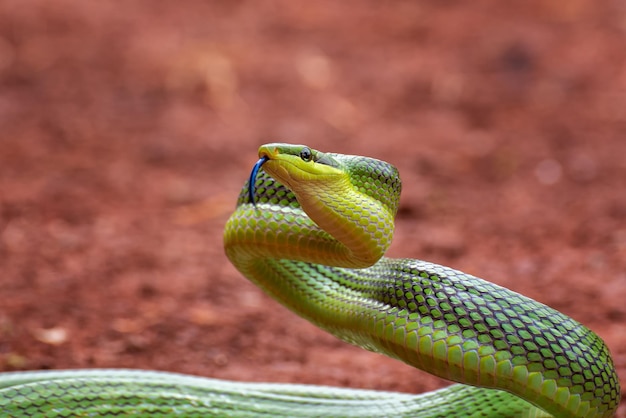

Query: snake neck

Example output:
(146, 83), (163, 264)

(224, 169), (395, 270)
(293, 177), (395, 269)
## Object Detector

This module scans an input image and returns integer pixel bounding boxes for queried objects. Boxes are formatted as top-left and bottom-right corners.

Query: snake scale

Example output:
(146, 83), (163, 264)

(0, 143), (620, 417)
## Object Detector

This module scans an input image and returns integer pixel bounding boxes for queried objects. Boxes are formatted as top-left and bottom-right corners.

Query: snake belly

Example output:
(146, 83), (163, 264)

(0, 143), (620, 417)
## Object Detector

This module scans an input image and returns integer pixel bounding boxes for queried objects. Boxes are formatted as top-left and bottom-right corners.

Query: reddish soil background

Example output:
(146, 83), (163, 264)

(1, 0), (626, 415)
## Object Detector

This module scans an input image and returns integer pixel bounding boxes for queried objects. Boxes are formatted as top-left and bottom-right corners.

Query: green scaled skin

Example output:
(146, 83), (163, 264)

(0, 143), (620, 417)
(224, 143), (620, 417)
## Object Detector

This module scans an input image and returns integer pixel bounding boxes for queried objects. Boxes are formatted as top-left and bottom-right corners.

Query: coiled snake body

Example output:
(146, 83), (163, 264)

(0, 143), (620, 417)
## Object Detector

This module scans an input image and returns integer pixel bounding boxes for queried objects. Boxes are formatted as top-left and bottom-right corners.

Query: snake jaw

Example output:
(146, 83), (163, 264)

(248, 144), (309, 206)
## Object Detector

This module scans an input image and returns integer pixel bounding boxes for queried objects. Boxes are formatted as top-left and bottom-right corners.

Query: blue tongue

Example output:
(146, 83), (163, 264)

(248, 156), (269, 206)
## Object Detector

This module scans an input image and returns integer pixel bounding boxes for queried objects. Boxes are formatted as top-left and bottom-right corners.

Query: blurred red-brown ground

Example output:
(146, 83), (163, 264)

(1, 0), (626, 415)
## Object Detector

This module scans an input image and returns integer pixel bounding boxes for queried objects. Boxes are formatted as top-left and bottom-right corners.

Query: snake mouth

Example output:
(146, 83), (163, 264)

(249, 145), (305, 206)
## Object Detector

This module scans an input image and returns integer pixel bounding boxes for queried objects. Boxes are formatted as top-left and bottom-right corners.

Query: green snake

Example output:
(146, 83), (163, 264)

(0, 143), (620, 417)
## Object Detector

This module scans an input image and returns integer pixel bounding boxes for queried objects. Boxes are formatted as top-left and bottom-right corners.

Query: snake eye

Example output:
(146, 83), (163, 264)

(300, 147), (313, 162)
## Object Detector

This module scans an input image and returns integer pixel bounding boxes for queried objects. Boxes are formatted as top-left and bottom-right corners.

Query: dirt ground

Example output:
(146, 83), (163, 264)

(1, 0), (625, 415)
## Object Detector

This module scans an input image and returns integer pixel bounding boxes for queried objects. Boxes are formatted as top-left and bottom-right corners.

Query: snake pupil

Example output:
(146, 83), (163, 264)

(300, 147), (313, 162)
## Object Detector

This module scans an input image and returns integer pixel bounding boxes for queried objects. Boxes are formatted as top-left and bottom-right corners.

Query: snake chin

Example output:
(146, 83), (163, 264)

(262, 160), (297, 189)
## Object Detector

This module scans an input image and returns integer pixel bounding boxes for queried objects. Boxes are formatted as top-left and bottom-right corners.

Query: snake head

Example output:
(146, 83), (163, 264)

(249, 143), (341, 206)
(255, 143), (343, 194)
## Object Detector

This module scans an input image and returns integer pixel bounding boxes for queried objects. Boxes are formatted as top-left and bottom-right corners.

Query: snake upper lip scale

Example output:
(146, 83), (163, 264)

(0, 143), (620, 417)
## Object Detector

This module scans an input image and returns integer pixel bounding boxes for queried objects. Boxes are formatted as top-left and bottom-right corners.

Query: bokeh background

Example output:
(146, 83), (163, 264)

(1, 0), (625, 414)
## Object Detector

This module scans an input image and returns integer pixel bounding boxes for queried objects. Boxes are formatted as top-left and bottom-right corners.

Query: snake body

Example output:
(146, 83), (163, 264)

(0, 143), (620, 417)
